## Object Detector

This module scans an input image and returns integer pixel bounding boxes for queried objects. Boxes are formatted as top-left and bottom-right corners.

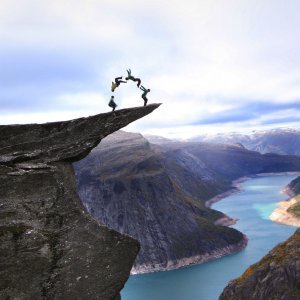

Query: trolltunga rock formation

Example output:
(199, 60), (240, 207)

(0, 104), (160, 300)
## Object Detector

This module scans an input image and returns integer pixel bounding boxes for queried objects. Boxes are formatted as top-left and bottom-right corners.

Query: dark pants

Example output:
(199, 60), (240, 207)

(142, 95), (148, 106)
(132, 78), (141, 87)
(115, 77), (126, 85)
(109, 100), (117, 111)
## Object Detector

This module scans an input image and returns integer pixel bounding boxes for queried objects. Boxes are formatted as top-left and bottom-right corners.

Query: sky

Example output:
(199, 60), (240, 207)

(0, 0), (300, 139)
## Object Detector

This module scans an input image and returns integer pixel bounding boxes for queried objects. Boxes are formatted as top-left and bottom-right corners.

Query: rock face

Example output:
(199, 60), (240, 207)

(74, 131), (300, 273)
(0, 104), (160, 300)
(220, 228), (300, 300)
(75, 132), (247, 273)
(289, 176), (300, 195)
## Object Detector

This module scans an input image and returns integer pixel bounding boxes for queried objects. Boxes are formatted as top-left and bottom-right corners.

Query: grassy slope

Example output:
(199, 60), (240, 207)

(287, 176), (300, 217)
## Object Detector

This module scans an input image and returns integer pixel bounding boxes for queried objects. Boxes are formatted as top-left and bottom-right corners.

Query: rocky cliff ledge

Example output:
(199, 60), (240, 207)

(0, 104), (160, 300)
(220, 228), (300, 300)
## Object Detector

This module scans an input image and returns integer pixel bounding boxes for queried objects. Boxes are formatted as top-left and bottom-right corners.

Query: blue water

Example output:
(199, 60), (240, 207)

(122, 174), (298, 300)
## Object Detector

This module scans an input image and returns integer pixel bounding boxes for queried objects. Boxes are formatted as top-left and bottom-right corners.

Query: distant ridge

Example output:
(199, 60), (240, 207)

(188, 128), (300, 155)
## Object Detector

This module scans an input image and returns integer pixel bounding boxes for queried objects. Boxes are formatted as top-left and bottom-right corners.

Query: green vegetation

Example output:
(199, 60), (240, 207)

(232, 230), (300, 286)
(287, 195), (300, 217)
(289, 176), (300, 195)
(194, 216), (244, 244)
(171, 179), (225, 222)
(286, 176), (300, 217)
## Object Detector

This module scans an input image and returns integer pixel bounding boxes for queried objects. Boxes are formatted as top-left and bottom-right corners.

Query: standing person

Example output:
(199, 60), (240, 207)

(125, 69), (141, 87)
(111, 76), (126, 92)
(139, 85), (150, 106)
(108, 95), (117, 111)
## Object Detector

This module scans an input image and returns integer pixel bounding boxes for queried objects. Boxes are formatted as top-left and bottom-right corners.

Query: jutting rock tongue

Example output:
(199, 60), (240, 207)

(0, 104), (160, 300)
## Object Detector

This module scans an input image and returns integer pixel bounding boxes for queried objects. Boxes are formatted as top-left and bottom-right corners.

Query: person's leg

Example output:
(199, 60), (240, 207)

(115, 77), (123, 84)
(142, 95), (148, 106)
(132, 78), (141, 87)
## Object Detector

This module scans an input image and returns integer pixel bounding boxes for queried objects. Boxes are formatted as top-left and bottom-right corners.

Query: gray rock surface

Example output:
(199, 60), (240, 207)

(0, 104), (160, 300)
(220, 228), (300, 300)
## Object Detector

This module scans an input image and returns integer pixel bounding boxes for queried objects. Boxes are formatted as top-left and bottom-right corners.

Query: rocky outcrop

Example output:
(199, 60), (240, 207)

(0, 104), (160, 300)
(220, 228), (300, 300)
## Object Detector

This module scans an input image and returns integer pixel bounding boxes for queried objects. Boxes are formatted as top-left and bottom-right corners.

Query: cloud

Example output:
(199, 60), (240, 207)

(0, 0), (300, 137)
(185, 101), (300, 125)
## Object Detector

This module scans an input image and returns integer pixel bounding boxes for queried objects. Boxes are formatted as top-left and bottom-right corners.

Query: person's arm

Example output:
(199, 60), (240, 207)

(140, 85), (145, 91)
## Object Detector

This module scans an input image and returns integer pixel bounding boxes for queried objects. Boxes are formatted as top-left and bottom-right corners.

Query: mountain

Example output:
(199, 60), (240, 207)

(189, 128), (300, 155)
(287, 176), (300, 218)
(74, 131), (300, 273)
(220, 228), (300, 300)
(0, 104), (160, 300)
(74, 131), (247, 273)
(289, 176), (300, 195)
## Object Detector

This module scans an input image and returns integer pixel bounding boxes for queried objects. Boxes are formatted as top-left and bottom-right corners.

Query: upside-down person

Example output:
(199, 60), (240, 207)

(111, 76), (127, 92)
(125, 69), (141, 87)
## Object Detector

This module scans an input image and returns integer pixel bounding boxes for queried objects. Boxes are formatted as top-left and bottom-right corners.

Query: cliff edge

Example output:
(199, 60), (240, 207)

(220, 228), (300, 300)
(0, 104), (160, 300)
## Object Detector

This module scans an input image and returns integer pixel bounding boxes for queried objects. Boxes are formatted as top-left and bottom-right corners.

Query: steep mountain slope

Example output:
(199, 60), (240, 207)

(287, 176), (300, 217)
(289, 175), (300, 195)
(74, 131), (246, 273)
(189, 128), (300, 155)
(220, 228), (300, 300)
(74, 131), (300, 273)
(0, 105), (160, 300)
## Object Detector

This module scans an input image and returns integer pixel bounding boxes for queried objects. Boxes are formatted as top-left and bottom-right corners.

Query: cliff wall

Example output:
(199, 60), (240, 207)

(0, 104), (160, 299)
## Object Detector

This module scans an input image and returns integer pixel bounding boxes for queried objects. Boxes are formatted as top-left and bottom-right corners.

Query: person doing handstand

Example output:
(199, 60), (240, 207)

(108, 95), (117, 111)
(111, 76), (126, 92)
(125, 69), (141, 87)
(140, 85), (150, 106)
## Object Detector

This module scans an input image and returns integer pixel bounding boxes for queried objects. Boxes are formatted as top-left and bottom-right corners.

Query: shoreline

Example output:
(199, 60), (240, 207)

(269, 197), (300, 227)
(269, 173), (300, 227)
(205, 176), (251, 208)
(131, 176), (250, 275)
(269, 185), (300, 227)
(256, 171), (300, 177)
(131, 172), (300, 275)
(131, 235), (248, 275)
